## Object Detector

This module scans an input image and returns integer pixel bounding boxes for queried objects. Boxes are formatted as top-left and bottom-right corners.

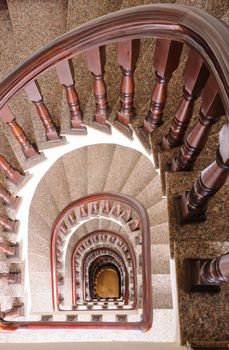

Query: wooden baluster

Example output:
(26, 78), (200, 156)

(80, 205), (88, 218)
(91, 202), (99, 215)
(0, 105), (39, 159)
(86, 46), (110, 133)
(25, 80), (61, 141)
(0, 155), (24, 185)
(141, 39), (183, 137)
(56, 60), (86, 134)
(0, 183), (20, 210)
(171, 76), (225, 171)
(0, 215), (19, 233)
(186, 252), (229, 293)
(0, 242), (19, 257)
(0, 272), (21, 284)
(115, 39), (140, 137)
(103, 200), (111, 214)
(174, 124), (229, 224)
(0, 304), (24, 319)
(162, 49), (209, 150)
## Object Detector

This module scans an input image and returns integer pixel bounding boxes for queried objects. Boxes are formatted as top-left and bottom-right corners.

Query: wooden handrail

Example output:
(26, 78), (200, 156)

(0, 5), (228, 116)
(49, 192), (151, 330)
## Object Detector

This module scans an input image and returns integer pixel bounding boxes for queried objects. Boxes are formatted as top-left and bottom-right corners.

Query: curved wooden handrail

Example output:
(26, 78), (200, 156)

(0, 5), (228, 115)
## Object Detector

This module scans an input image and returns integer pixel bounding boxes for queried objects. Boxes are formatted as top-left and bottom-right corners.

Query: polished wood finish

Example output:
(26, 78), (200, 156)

(143, 39), (183, 135)
(86, 46), (110, 133)
(0, 215), (19, 233)
(25, 80), (60, 141)
(50, 192), (152, 331)
(171, 76), (225, 171)
(0, 105), (39, 159)
(0, 272), (21, 284)
(175, 142), (229, 224)
(185, 252), (229, 292)
(115, 39), (140, 137)
(0, 183), (20, 209)
(162, 48), (209, 149)
(0, 304), (24, 319)
(0, 155), (24, 185)
(56, 60), (86, 133)
(0, 242), (19, 257)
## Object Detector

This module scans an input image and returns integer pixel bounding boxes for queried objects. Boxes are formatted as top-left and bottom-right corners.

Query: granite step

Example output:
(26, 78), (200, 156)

(136, 174), (162, 210)
(120, 153), (157, 198)
(147, 198), (168, 226)
(152, 274), (173, 309)
(151, 245), (170, 274)
(103, 144), (141, 193)
(7, 0), (68, 150)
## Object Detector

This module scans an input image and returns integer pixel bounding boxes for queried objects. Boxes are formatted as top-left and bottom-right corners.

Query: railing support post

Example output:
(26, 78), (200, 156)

(0, 155), (24, 185)
(174, 124), (229, 224)
(186, 252), (229, 292)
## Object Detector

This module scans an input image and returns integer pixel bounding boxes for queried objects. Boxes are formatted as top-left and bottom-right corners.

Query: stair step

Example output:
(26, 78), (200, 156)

(147, 198), (168, 226)
(151, 245), (170, 274)
(151, 223), (169, 245)
(121, 154), (157, 198)
(136, 174), (162, 209)
(152, 274), (173, 309)
(104, 144), (141, 192)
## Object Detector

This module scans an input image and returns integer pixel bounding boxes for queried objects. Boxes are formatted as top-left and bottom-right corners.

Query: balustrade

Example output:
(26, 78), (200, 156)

(174, 124), (229, 224)
(141, 39), (183, 137)
(0, 215), (19, 233)
(25, 80), (61, 141)
(56, 60), (86, 133)
(0, 155), (24, 185)
(0, 304), (24, 319)
(0, 242), (18, 257)
(115, 39), (140, 137)
(0, 183), (20, 209)
(0, 272), (21, 284)
(0, 105), (39, 159)
(86, 46), (110, 133)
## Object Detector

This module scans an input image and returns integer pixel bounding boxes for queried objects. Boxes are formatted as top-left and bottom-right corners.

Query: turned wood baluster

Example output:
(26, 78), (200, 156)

(162, 48), (209, 149)
(0, 155), (24, 185)
(0, 242), (18, 257)
(0, 272), (21, 284)
(86, 46), (110, 132)
(0, 105), (39, 159)
(186, 253), (229, 293)
(0, 304), (24, 319)
(0, 215), (18, 233)
(143, 39), (183, 135)
(174, 124), (229, 224)
(56, 60), (86, 133)
(25, 80), (60, 141)
(171, 76), (225, 171)
(0, 183), (20, 209)
(115, 39), (140, 136)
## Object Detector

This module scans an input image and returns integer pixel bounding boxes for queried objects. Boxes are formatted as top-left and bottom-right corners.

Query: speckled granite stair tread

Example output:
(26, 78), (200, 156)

(30, 181), (59, 228)
(120, 153), (157, 198)
(174, 240), (229, 345)
(152, 274), (173, 309)
(28, 206), (53, 243)
(147, 198), (168, 226)
(136, 175), (162, 210)
(102, 144), (139, 192)
(151, 223), (170, 245)
(0, 125), (23, 174)
(7, 0), (68, 148)
(151, 245), (170, 274)
(44, 157), (72, 212)
(62, 147), (88, 201)
(87, 144), (116, 193)
(166, 171), (229, 257)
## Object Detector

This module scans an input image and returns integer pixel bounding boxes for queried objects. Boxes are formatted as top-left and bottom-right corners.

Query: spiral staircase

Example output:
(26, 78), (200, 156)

(0, 0), (228, 349)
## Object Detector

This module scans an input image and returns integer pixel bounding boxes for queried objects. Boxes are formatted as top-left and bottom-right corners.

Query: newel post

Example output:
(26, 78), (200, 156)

(186, 252), (229, 292)
(174, 124), (229, 224)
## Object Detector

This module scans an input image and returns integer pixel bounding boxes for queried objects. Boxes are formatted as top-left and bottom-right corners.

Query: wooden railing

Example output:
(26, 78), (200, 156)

(50, 192), (151, 330)
(0, 4), (228, 331)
